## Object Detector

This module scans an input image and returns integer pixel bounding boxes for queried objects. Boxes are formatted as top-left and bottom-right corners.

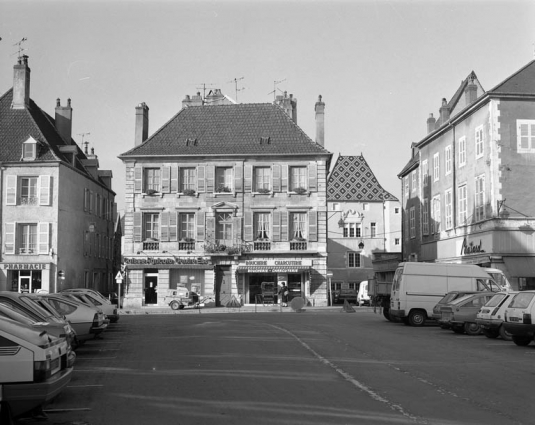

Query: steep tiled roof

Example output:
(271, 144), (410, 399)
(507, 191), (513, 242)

(1, 89), (82, 164)
(119, 103), (331, 157)
(489, 60), (535, 95)
(327, 155), (398, 202)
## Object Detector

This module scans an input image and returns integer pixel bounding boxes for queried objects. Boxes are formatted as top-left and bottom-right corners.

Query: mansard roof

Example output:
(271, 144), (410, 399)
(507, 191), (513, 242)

(119, 103), (332, 158)
(327, 155), (398, 202)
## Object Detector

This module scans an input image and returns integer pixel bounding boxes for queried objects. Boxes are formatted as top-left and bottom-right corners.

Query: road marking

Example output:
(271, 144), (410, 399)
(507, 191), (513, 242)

(269, 324), (426, 424)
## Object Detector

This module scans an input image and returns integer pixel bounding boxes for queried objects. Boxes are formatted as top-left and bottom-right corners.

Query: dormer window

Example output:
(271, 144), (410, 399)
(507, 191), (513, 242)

(22, 136), (39, 161)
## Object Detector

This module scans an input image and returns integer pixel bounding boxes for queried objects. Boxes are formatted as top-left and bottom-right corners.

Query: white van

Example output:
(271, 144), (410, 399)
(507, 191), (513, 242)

(357, 281), (370, 306)
(390, 262), (500, 326)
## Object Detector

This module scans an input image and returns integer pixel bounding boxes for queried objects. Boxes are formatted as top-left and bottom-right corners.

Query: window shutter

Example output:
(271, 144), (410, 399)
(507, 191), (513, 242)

(272, 211), (280, 241)
(244, 211), (253, 241)
(39, 175), (51, 205)
(169, 212), (177, 241)
(38, 222), (50, 254)
(196, 211), (205, 241)
(161, 211), (170, 241)
(233, 217), (242, 241)
(308, 210), (318, 241)
(281, 211), (288, 241)
(206, 216), (215, 241)
(197, 166), (206, 193)
(281, 165), (288, 192)
(170, 167), (179, 193)
(206, 165), (215, 193)
(244, 165), (252, 192)
(272, 164), (281, 192)
(234, 163), (243, 192)
(134, 166), (142, 193)
(133, 211), (142, 242)
(308, 163), (317, 191)
(161, 166), (171, 193)
(5, 222), (15, 254)
(6, 175), (16, 205)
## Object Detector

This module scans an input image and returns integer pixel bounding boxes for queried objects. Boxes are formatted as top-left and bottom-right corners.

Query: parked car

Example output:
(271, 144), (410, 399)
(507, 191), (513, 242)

(0, 291), (77, 348)
(432, 291), (482, 328)
(439, 292), (495, 335)
(357, 281), (371, 306)
(476, 291), (518, 340)
(62, 289), (119, 323)
(0, 316), (74, 421)
(332, 288), (357, 305)
(503, 290), (535, 346)
(37, 294), (108, 343)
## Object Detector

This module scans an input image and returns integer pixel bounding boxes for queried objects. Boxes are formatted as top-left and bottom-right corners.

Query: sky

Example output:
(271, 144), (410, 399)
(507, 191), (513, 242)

(1, 0), (534, 215)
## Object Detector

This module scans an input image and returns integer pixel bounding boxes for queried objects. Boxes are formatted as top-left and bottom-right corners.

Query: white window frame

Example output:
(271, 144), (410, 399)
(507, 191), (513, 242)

(432, 195), (441, 234)
(458, 185), (468, 225)
(445, 189), (453, 230)
(445, 145), (452, 175)
(215, 167), (233, 192)
(290, 166), (307, 191)
(517, 120), (535, 153)
(254, 166), (271, 192)
(343, 223), (361, 238)
(459, 136), (466, 167)
(254, 212), (271, 240)
(475, 175), (485, 222)
(433, 152), (440, 182)
(475, 125), (484, 159)
(422, 198), (429, 235)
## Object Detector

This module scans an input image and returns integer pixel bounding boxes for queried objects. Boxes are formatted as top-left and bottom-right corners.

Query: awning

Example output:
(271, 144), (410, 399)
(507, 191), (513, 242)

(237, 266), (311, 274)
(126, 264), (213, 270)
(503, 257), (535, 277)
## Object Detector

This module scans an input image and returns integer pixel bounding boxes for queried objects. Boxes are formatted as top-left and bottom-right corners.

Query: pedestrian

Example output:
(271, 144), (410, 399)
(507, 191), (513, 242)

(278, 282), (289, 307)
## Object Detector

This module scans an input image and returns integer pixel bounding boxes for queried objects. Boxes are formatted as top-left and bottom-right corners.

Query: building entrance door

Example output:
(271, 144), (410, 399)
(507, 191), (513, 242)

(215, 267), (232, 307)
(19, 272), (31, 293)
(144, 272), (158, 304)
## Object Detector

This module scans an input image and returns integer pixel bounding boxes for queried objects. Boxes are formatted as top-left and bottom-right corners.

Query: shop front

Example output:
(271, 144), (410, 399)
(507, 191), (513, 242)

(236, 259), (312, 305)
(0, 262), (52, 293)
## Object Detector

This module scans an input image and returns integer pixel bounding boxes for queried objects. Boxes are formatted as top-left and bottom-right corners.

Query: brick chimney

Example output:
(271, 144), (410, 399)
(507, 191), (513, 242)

(275, 92), (297, 123)
(427, 113), (436, 134)
(315, 95), (325, 147)
(465, 77), (477, 105)
(439, 98), (450, 124)
(135, 102), (149, 146)
(55, 98), (73, 144)
(12, 55), (30, 109)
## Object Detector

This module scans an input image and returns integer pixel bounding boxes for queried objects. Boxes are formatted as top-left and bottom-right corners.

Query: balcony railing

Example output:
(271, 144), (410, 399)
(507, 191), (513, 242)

(253, 241), (271, 251)
(142, 241), (160, 251)
(203, 239), (253, 255)
(290, 241), (308, 250)
(19, 247), (36, 254)
(178, 241), (196, 251)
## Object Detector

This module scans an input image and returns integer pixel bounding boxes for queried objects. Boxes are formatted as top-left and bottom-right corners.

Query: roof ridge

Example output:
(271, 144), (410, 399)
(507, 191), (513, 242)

(488, 59), (535, 93)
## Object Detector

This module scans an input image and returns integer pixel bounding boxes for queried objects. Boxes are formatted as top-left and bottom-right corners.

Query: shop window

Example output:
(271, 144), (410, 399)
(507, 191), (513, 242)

(215, 167), (233, 193)
(254, 167), (271, 192)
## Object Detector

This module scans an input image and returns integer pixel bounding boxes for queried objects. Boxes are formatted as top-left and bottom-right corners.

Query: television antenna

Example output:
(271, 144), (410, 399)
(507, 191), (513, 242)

(228, 77), (245, 102)
(195, 83), (216, 100)
(78, 133), (90, 152)
(268, 78), (286, 101)
(12, 37), (27, 59)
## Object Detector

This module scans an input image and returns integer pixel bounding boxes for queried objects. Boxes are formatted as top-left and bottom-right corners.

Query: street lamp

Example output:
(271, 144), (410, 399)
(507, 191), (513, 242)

(358, 241), (365, 250)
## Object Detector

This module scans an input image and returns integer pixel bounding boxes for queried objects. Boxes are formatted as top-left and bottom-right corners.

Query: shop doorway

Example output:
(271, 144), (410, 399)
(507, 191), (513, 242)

(144, 271), (158, 304)
(287, 273), (302, 301)
(215, 266), (232, 307)
(248, 274), (277, 304)
(11, 270), (42, 293)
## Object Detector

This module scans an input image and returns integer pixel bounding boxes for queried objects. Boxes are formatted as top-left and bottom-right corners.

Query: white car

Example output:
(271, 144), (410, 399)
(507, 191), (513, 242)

(503, 291), (535, 346)
(476, 291), (518, 340)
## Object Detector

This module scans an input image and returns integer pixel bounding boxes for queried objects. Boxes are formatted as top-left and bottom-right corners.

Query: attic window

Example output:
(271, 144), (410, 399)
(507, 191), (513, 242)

(22, 136), (40, 161)
(260, 136), (271, 144)
(185, 138), (198, 146)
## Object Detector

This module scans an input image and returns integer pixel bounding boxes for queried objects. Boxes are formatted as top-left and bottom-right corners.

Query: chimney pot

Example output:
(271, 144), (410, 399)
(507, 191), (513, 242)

(427, 113), (436, 134)
(56, 98), (61, 107)
(439, 98), (450, 124)
(315, 94), (325, 147)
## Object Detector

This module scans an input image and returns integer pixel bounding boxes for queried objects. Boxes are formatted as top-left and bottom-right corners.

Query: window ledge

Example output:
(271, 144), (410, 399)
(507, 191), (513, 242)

(142, 192), (163, 198)
(214, 191), (236, 197)
(288, 191), (310, 197)
(177, 192), (199, 198)
(252, 192), (273, 198)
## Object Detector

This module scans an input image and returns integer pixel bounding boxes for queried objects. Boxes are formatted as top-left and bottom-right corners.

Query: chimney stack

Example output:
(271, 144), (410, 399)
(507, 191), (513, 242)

(465, 77), (478, 105)
(135, 102), (149, 146)
(427, 113), (436, 134)
(439, 98), (450, 124)
(182, 92), (204, 108)
(12, 55), (30, 109)
(315, 95), (325, 147)
(275, 92), (297, 123)
(55, 98), (73, 144)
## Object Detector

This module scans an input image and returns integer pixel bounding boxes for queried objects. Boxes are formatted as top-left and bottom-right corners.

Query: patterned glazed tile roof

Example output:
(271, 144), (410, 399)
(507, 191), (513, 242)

(0, 88), (94, 176)
(119, 103), (332, 158)
(327, 155), (398, 202)
(489, 60), (535, 95)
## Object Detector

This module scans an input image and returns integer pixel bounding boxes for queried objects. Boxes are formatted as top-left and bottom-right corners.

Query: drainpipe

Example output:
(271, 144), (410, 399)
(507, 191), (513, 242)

(451, 123), (457, 229)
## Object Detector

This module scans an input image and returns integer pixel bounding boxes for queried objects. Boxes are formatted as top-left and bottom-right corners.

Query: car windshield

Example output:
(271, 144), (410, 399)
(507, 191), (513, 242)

(439, 293), (463, 305)
(484, 293), (507, 308)
(449, 294), (475, 305)
(509, 292), (535, 309)
(17, 296), (56, 318)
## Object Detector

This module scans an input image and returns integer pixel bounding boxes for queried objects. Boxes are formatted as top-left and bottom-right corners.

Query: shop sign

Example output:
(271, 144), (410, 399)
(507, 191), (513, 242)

(244, 259), (312, 267)
(124, 256), (211, 265)
(2, 263), (48, 270)
(460, 238), (485, 256)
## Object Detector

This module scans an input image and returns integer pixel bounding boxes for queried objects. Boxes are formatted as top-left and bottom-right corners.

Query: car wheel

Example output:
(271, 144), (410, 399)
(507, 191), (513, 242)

(383, 308), (392, 322)
(170, 301), (180, 310)
(512, 335), (532, 346)
(0, 401), (14, 425)
(464, 322), (482, 336)
(408, 310), (426, 327)
(452, 325), (465, 334)
(499, 325), (513, 341)
(483, 328), (499, 339)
